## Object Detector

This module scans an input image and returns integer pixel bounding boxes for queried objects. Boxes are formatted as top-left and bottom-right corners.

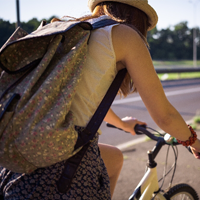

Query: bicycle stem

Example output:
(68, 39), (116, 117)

(147, 138), (166, 167)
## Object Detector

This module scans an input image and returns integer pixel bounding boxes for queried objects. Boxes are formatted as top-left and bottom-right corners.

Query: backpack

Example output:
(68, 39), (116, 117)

(0, 19), (118, 174)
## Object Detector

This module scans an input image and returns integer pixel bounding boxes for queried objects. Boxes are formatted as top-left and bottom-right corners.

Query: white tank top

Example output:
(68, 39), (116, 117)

(70, 16), (118, 129)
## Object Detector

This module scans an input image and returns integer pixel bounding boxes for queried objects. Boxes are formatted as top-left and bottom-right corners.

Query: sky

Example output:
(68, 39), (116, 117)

(0, 0), (200, 30)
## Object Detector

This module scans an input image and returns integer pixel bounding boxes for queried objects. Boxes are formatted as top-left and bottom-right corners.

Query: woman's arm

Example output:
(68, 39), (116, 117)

(112, 24), (200, 156)
(104, 108), (146, 135)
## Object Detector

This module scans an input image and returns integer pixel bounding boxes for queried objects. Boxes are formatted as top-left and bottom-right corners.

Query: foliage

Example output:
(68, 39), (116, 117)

(0, 16), (58, 48)
(147, 21), (200, 60)
(194, 116), (200, 124)
(191, 115), (200, 130)
(0, 19), (15, 48)
(0, 17), (200, 61)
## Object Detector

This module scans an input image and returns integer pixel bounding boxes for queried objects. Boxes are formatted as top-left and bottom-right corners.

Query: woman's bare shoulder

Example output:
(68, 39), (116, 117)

(112, 24), (147, 63)
(112, 24), (143, 41)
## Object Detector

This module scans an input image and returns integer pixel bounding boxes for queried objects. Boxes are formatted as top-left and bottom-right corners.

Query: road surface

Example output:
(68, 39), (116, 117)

(99, 78), (200, 146)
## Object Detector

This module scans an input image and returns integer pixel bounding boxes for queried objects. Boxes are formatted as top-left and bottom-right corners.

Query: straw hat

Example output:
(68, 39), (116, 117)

(88, 0), (158, 30)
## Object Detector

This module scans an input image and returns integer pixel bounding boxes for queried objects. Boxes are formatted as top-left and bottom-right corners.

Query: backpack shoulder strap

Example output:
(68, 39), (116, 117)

(75, 68), (127, 149)
(92, 18), (119, 30)
(57, 18), (124, 193)
(57, 68), (127, 193)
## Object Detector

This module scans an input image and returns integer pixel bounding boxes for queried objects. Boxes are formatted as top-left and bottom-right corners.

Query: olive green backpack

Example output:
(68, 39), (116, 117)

(0, 19), (120, 174)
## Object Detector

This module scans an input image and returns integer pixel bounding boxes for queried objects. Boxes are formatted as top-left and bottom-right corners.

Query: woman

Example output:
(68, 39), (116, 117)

(0, 0), (200, 199)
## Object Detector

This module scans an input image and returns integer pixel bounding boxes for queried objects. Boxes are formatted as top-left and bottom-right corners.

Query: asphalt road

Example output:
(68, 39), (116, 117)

(98, 78), (200, 199)
(99, 78), (200, 146)
(112, 130), (200, 200)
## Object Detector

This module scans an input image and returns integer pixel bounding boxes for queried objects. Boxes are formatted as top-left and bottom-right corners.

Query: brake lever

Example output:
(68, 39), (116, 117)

(106, 123), (129, 133)
(106, 123), (123, 131)
(106, 123), (146, 134)
(186, 146), (192, 154)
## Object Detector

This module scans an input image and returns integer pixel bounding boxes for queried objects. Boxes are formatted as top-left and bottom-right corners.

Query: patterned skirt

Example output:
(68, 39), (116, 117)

(0, 127), (111, 200)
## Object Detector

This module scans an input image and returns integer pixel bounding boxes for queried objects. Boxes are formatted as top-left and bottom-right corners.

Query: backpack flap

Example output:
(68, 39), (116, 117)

(0, 21), (92, 74)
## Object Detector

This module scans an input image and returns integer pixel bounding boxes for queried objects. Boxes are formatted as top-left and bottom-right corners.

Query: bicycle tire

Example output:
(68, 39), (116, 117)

(163, 183), (199, 200)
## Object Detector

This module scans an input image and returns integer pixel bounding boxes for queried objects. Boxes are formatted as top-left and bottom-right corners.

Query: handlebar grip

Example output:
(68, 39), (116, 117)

(134, 124), (161, 141)
(134, 124), (147, 135)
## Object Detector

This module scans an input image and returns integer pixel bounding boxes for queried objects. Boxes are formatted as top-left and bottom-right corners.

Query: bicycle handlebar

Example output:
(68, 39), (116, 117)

(106, 123), (196, 155)
(106, 123), (159, 141)
(134, 125), (198, 154)
(134, 124), (161, 142)
(106, 123), (178, 145)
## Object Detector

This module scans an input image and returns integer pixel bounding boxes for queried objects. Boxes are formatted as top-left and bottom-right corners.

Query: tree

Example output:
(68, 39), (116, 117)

(0, 16), (59, 48)
(172, 22), (193, 59)
(147, 21), (199, 60)
(0, 19), (15, 48)
(0, 17), (199, 60)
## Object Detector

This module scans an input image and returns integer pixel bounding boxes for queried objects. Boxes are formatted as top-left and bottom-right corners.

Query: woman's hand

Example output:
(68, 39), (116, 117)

(190, 139), (200, 159)
(120, 117), (146, 136)
(104, 109), (146, 135)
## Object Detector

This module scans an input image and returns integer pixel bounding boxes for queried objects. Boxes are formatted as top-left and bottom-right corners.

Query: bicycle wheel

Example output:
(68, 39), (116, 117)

(163, 183), (199, 200)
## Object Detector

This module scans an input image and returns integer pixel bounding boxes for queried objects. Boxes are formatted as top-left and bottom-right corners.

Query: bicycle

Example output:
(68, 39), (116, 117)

(107, 124), (199, 200)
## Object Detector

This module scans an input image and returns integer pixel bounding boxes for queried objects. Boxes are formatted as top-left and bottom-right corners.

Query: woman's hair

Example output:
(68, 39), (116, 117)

(52, 2), (150, 97)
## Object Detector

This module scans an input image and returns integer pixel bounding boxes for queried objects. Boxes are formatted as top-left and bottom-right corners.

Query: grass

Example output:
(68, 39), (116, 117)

(158, 72), (200, 80)
(153, 60), (200, 80)
(194, 116), (200, 124)
(153, 60), (200, 67)
(191, 115), (200, 130)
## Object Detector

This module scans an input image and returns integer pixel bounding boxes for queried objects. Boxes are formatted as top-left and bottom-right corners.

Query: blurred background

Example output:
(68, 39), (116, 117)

(1, 0), (200, 66)
(1, 0), (200, 29)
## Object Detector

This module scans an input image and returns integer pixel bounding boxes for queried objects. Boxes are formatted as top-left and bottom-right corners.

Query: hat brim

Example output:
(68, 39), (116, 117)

(88, 0), (158, 30)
